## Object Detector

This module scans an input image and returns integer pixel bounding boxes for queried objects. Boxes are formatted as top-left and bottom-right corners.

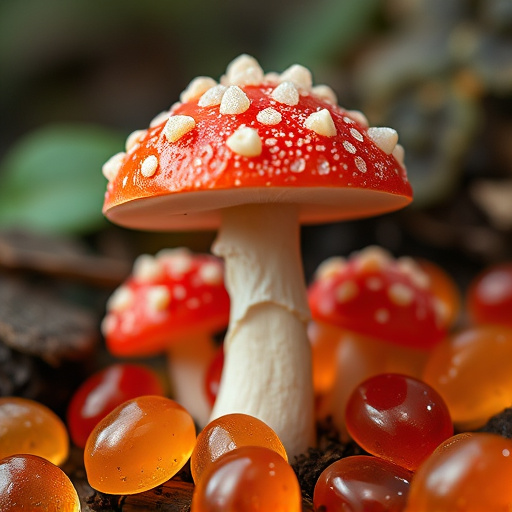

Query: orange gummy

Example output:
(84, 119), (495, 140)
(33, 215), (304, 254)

(406, 433), (512, 512)
(191, 445), (301, 512)
(0, 454), (80, 511)
(423, 325), (512, 429)
(191, 413), (287, 484)
(84, 395), (196, 494)
(0, 397), (69, 466)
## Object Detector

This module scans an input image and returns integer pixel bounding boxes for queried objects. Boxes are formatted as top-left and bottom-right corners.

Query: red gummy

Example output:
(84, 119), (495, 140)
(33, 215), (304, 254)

(314, 455), (412, 512)
(67, 363), (164, 448)
(345, 373), (453, 470)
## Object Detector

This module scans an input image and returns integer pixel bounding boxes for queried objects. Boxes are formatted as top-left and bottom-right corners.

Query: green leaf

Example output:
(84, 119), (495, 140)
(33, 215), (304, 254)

(0, 124), (125, 234)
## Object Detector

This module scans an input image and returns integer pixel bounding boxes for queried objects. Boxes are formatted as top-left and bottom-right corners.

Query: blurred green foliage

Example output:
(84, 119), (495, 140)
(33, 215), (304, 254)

(0, 125), (124, 234)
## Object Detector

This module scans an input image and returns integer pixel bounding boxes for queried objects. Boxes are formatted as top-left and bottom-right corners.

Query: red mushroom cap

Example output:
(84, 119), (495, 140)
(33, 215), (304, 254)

(102, 55), (412, 231)
(102, 248), (229, 356)
(308, 247), (446, 350)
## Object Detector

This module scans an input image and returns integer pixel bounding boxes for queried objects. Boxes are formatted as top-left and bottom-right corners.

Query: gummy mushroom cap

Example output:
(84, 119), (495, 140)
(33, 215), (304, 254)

(102, 59), (412, 231)
(102, 248), (229, 357)
(308, 246), (447, 350)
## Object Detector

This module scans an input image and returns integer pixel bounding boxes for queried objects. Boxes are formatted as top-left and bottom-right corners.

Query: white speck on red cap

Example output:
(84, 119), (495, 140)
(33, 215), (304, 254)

(132, 254), (164, 283)
(392, 144), (406, 167)
(304, 109), (337, 137)
(346, 110), (369, 128)
(335, 280), (358, 303)
(388, 282), (415, 306)
(219, 86), (250, 115)
(163, 115), (196, 143)
(367, 127), (399, 155)
(257, 107), (282, 125)
(150, 110), (171, 128)
(271, 81), (299, 106)
(280, 64), (313, 91)
(146, 285), (171, 313)
(125, 130), (146, 152)
(140, 155), (159, 177)
(311, 85), (338, 104)
(180, 76), (217, 103)
(198, 84), (227, 107)
(375, 308), (390, 324)
(102, 152), (126, 182)
(226, 127), (262, 157)
(223, 54), (264, 86)
(315, 256), (346, 280)
(199, 262), (223, 285)
(107, 286), (134, 312)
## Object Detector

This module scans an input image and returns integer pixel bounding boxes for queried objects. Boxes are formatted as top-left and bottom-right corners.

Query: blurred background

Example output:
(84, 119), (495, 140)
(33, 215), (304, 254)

(1, 0), (511, 286)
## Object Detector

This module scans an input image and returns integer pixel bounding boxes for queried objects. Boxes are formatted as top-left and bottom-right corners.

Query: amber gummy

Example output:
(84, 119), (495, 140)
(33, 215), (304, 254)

(0, 454), (80, 511)
(84, 395), (195, 494)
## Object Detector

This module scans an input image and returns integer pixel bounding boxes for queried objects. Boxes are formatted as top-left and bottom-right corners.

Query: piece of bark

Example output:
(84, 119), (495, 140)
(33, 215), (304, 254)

(0, 230), (130, 288)
(0, 274), (98, 365)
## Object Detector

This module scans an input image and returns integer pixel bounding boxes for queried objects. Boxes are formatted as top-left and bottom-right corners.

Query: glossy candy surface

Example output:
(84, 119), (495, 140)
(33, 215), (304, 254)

(467, 263), (512, 327)
(423, 325), (512, 429)
(405, 433), (512, 512)
(84, 395), (195, 494)
(0, 397), (69, 465)
(313, 455), (412, 512)
(67, 363), (164, 448)
(190, 445), (301, 512)
(0, 454), (80, 511)
(345, 373), (453, 470)
(191, 413), (287, 484)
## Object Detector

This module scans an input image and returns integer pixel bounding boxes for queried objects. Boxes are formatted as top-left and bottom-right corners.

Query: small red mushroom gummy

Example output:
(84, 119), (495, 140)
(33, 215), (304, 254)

(101, 54), (412, 458)
(102, 248), (229, 426)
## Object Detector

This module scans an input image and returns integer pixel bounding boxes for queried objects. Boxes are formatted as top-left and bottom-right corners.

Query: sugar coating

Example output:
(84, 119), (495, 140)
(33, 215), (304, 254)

(367, 127), (399, 155)
(133, 254), (164, 282)
(107, 286), (134, 312)
(257, 107), (282, 125)
(102, 152), (125, 182)
(355, 246), (393, 272)
(335, 280), (359, 304)
(315, 256), (346, 280)
(198, 84), (227, 107)
(140, 155), (159, 177)
(219, 86), (250, 115)
(346, 110), (369, 128)
(271, 81), (299, 106)
(354, 156), (367, 173)
(392, 144), (405, 166)
(375, 308), (390, 324)
(304, 109), (337, 137)
(125, 130), (146, 152)
(146, 286), (171, 313)
(311, 85), (338, 104)
(280, 64), (313, 90)
(224, 54), (264, 86)
(388, 282), (415, 306)
(226, 127), (262, 157)
(150, 111), (171, 128)
(164, 115), (196, 143)
(180, 77), (217, 103)
(199, 262), (223, 285)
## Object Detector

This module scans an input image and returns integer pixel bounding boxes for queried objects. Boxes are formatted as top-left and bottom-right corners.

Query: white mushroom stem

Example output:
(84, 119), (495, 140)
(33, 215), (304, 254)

(167, 334), (216, 428)
(210, 203), (315, 458)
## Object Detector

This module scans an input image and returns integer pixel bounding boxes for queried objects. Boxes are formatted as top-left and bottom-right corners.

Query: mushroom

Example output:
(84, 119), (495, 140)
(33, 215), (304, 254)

(101, 248), (229, 426)
(308, 246), (447, 437)
(101, 54), (412, 457)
